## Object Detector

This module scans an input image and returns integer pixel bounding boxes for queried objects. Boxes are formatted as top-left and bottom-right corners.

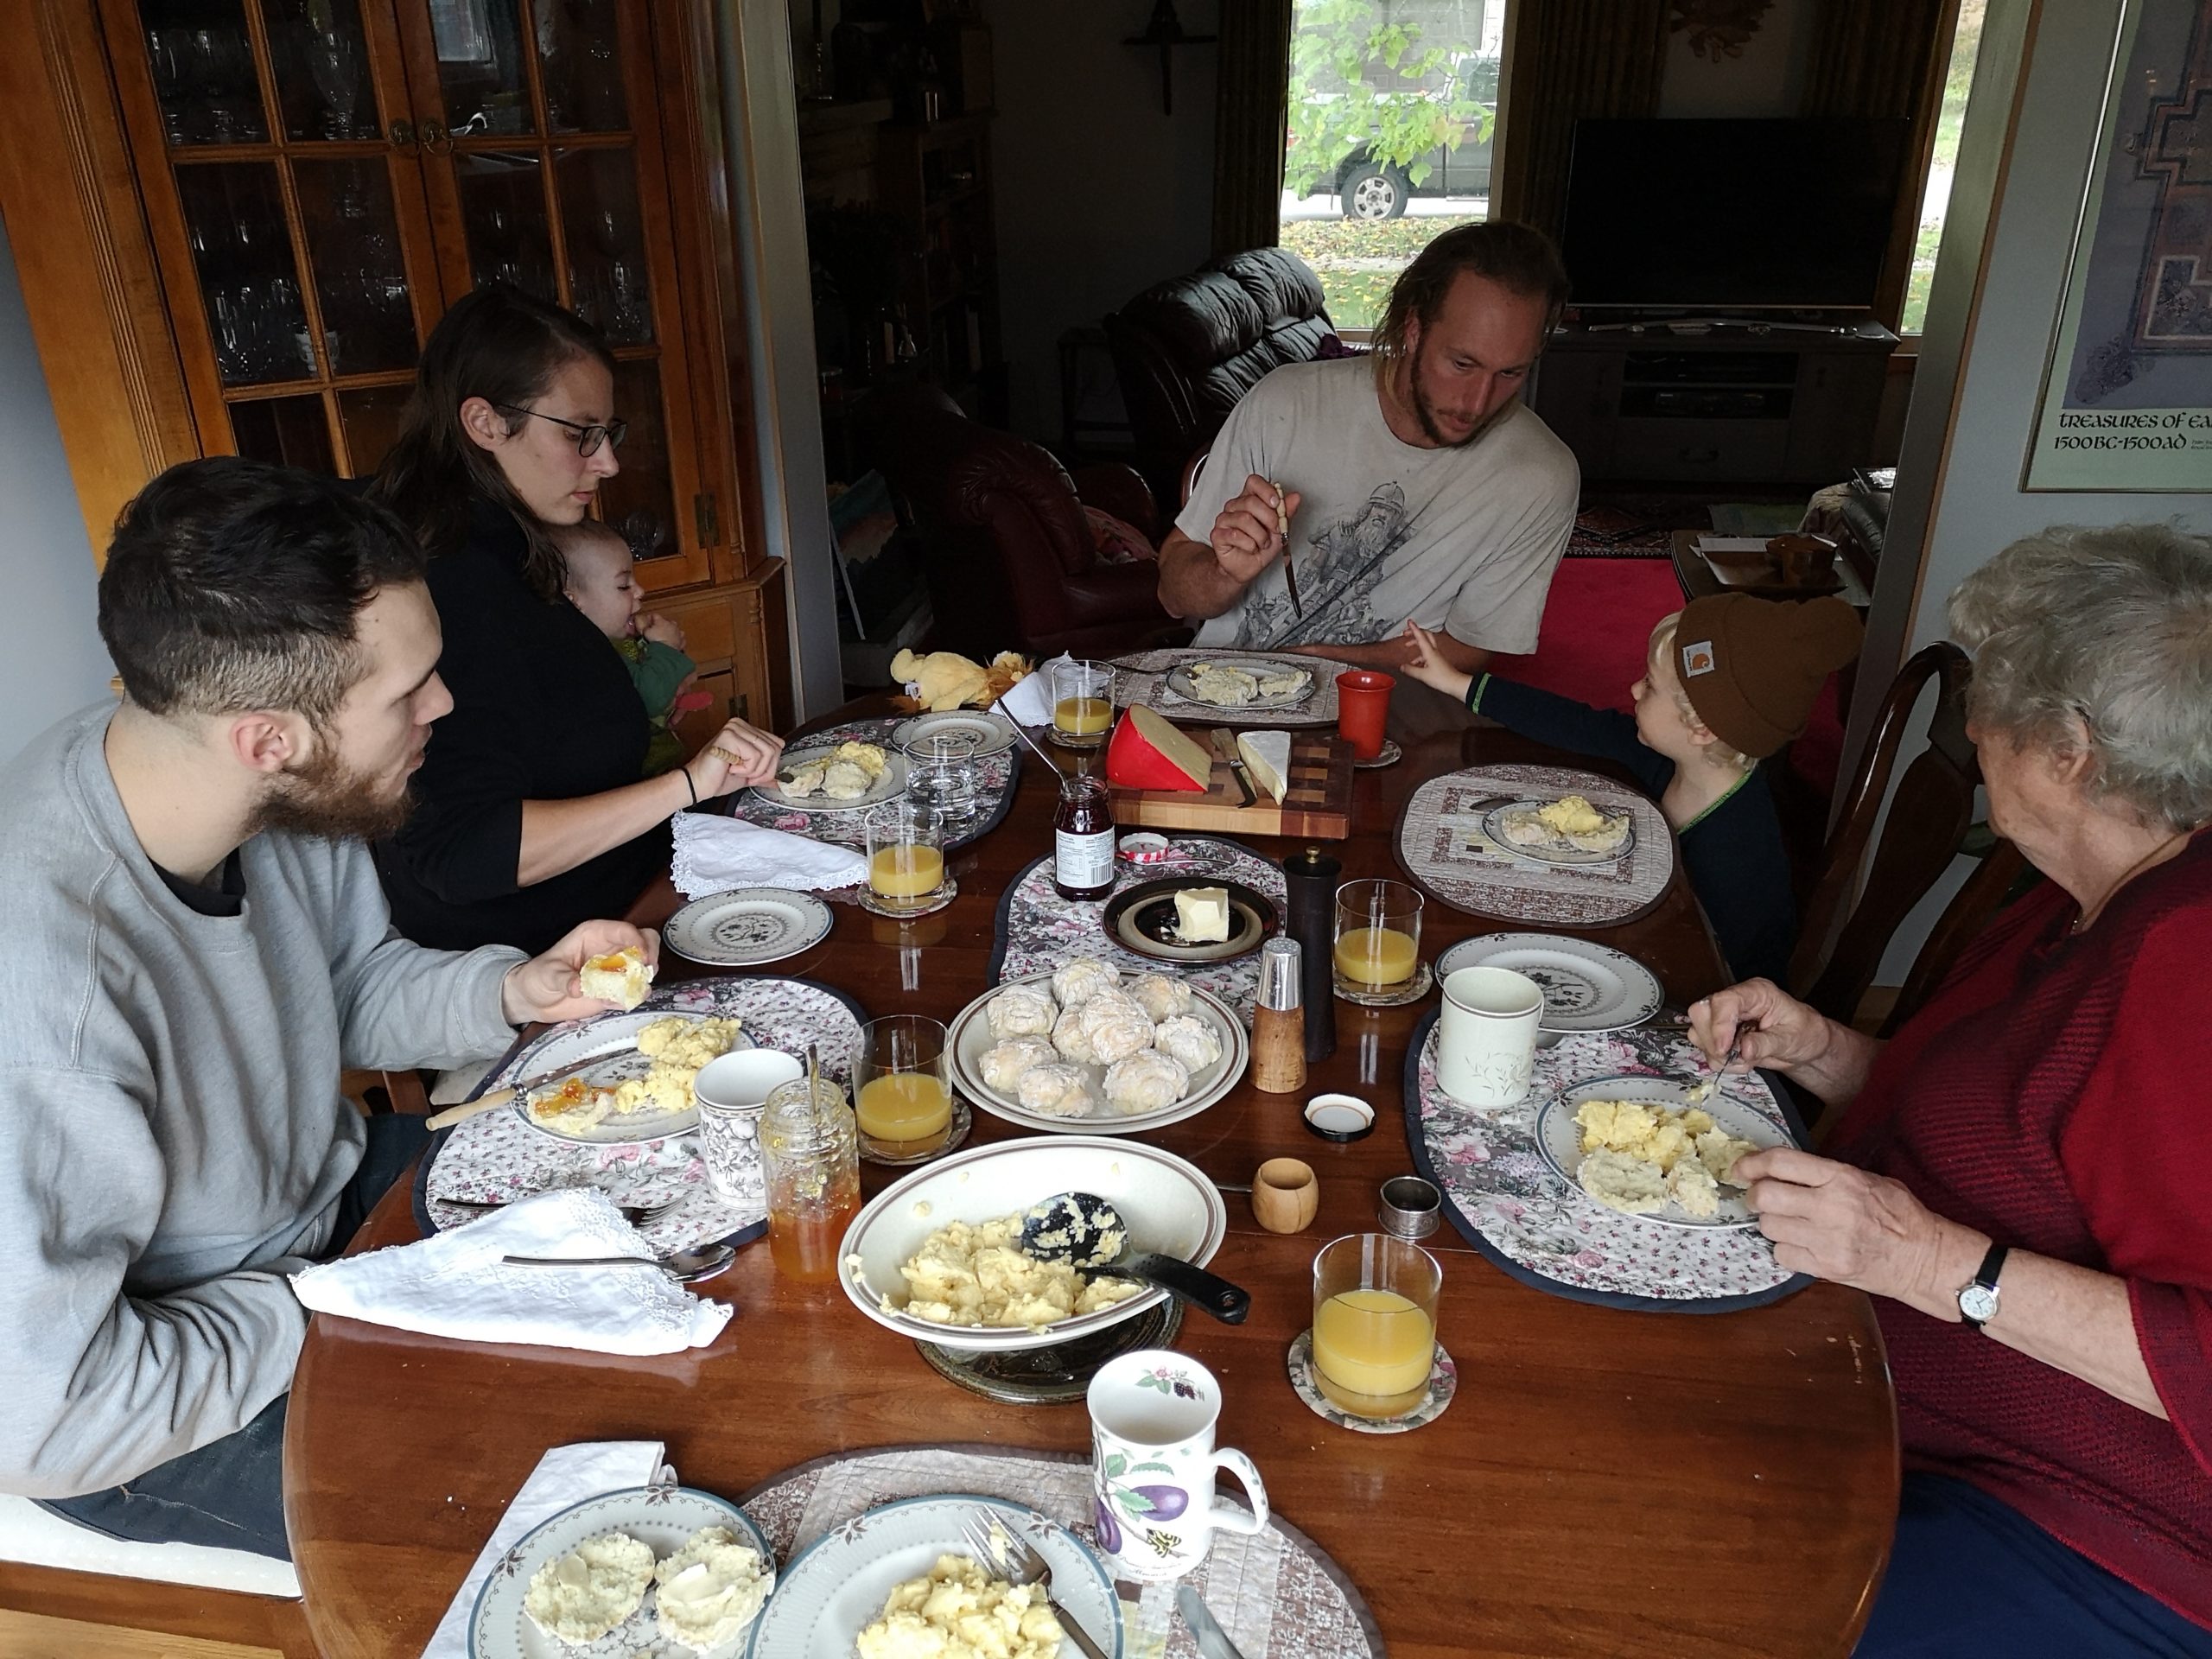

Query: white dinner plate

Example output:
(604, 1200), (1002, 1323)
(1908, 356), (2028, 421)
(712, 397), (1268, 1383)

(467, 1484), (772, 1659)
(1163, 657), (1316, 710)
(1535, 1074), (1791, 1230)
(947, 972), (1248, 1135)
(1480, 798), (1638, 867)
(1434, 933), (1663, 1033)
(664, 888), (833, 968)
(505, 1009), (751, 1146)
(744, 1494), (1121, 1658)
(751, 746), (907, 812)
(890, 708), (1018, 758)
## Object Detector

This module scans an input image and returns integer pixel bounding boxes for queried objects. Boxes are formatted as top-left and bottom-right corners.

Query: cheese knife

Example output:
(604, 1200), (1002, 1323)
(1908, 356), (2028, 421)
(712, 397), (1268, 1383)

(1177, 1585), (1249, 1659)
(1215, 728), (1258, 806)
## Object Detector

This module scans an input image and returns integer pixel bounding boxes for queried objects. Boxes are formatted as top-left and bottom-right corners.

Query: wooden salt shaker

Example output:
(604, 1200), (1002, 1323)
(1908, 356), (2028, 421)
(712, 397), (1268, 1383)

(1251, 937), (1307, 1094)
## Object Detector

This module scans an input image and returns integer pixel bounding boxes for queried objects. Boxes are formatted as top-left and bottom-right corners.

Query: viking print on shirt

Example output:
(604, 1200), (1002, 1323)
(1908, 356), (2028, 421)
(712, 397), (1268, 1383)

(1230, 481), (1414, 649)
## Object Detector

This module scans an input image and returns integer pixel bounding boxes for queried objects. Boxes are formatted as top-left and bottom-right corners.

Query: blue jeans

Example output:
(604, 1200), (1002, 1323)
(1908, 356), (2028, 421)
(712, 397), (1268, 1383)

(1855, 1471), (2212, 1658)
(35, 1112), (429, 1561)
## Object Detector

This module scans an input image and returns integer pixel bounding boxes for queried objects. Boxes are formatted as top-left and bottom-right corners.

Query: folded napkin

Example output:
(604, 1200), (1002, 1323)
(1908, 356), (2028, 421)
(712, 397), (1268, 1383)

(423, 1439), (667, 1659)
(672, 811), (868, 899)
(290, 1190), (733, 1354)
(995, 652), (1075, 728)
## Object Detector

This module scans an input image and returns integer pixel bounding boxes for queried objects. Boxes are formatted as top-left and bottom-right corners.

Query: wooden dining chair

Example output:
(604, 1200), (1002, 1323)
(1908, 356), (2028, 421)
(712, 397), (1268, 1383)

(1791, 641), (1985, 1027)
(340, 1067), (430, 1116)
(1882, 836), (2033, 1036)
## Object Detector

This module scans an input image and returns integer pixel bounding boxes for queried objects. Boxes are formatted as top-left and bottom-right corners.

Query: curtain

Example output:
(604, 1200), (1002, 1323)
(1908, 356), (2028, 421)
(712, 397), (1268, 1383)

(1211, 0), (1294, 256)
(1800, 0), (1953, 119)
(1491, 0), (1671, 244)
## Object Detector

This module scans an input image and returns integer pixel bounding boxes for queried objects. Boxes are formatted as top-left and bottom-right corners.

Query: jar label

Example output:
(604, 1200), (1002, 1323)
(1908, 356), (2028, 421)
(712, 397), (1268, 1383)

(1055, 828), (1116, 887)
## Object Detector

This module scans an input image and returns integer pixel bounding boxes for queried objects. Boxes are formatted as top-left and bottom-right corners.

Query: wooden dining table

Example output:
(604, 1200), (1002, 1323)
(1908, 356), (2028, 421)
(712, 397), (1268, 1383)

(284, 678), (1898, 1659)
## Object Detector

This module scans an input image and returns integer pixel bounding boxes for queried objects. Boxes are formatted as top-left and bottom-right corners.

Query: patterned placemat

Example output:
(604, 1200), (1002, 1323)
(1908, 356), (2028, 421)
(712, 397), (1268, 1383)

(1394, 763), (1675, 927)
(1402, 1011), (1814, 1313)
(734, 1444), (1384, 1659)
(990, 836), (1288, 1019)
(410, 976), (866, 1254)
(1109, 648), (1354, 729)
(728, 715), (1021, 852)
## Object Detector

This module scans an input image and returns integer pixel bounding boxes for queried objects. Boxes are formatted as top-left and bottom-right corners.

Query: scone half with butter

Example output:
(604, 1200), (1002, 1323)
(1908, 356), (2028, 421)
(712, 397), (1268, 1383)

(521, 1529), (657, 1646)
(653, 1523), (775, 1652)
(578, 945), (652, 1011)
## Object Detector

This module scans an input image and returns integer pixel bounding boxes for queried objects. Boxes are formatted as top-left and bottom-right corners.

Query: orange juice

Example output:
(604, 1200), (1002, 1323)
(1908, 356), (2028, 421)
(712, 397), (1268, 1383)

(1054, 696), (1112, 735)
(868, 842), (944, 900)
(855, 1071), (952, 1146)
(1312, 1287), (1434, 1416)
(1333, 925), (1418, 987)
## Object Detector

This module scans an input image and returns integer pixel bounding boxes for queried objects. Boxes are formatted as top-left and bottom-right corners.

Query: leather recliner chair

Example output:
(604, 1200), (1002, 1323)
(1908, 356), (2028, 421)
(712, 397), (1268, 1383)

(1104, 247), (1335, 512)
(875, 385), (1173, 661)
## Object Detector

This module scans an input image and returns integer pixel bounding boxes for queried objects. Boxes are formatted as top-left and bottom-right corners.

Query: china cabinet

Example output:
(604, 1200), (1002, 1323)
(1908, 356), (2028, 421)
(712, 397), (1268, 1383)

(1, 0), (789, 729)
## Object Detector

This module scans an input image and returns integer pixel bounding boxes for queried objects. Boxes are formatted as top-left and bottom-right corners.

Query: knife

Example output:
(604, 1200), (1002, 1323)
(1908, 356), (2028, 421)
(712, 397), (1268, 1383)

(1177, 1585), (1249, 1659)
(1216, 728), (1258, 806)
(1271, 479), (1301, 619)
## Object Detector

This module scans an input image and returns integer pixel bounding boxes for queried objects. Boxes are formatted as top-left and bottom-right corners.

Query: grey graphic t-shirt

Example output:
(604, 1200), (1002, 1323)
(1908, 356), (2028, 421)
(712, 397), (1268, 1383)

(1174, 358), (1579, 653)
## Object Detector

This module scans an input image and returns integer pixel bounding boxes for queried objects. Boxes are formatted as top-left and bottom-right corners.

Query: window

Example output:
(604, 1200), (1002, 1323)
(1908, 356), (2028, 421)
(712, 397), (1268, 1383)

(1279, 0), (1506, 331)
(1902, 0), (1987, 334)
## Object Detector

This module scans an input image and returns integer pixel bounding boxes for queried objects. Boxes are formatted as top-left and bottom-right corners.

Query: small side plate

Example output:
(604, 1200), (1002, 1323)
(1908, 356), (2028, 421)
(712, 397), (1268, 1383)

(890, 709), (1017, 757)
(1102, 876), (1279, 963)
(664, 887), (833, 968)
(1434, 932), (1662, 1033)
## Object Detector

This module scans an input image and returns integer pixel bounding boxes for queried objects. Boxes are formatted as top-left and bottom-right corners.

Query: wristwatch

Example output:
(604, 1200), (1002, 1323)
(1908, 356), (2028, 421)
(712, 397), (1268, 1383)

(1957, 1243), (2009, 1332)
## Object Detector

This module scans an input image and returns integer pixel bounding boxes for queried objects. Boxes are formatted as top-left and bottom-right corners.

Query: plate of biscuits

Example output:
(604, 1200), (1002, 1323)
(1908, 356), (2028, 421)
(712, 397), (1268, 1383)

(752, 740), (905, 811)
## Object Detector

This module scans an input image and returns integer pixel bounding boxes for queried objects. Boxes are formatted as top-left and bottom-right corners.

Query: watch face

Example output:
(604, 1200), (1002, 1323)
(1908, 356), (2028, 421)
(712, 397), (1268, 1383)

(1960, 1283), (1999, 1324)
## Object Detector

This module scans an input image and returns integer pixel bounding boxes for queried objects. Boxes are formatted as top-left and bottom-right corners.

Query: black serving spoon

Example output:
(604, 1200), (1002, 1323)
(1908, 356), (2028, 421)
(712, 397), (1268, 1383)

(1020, 1192), (1249, 1324)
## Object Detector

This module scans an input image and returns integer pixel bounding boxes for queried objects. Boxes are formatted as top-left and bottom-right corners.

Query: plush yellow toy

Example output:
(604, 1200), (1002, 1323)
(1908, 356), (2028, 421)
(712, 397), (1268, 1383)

(890, 649), (1033, 712)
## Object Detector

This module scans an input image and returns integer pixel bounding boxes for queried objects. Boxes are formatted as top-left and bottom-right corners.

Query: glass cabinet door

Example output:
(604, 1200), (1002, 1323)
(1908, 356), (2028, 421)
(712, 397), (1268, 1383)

(398, 0), (709, 588)
(105, 0), (444, 477)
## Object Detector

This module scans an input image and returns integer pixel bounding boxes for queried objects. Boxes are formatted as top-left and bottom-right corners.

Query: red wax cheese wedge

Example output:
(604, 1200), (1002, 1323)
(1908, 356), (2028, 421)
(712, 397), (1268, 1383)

(1105, 705), (1212, 792)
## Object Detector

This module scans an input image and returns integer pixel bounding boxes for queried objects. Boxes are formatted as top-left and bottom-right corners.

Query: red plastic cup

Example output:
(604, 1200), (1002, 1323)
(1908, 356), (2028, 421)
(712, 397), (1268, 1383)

(1335, 671), (1395, 760)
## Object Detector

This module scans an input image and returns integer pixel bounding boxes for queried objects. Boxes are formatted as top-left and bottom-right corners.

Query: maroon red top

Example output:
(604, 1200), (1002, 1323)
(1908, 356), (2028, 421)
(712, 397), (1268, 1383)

(1831, 830), (2212, 1629)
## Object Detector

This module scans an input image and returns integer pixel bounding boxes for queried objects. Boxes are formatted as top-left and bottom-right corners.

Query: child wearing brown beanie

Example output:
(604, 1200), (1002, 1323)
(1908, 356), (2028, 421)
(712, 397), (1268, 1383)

(1402, 593), (1862, 983)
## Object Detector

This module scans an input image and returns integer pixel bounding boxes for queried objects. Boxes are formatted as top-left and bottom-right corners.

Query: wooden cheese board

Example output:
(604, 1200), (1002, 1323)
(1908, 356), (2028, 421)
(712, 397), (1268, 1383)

(1106, 729), (1353, 840)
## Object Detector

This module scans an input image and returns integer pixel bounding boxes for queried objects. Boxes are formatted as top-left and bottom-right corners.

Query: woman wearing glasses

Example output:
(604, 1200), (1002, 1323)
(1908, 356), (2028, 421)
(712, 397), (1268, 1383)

(369, 284), (782, 953)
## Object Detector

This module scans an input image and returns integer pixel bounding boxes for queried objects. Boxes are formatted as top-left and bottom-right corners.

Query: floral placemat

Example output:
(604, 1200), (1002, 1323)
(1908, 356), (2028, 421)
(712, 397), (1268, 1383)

(990, 836), (1288, 1019)
(734, 1444), (1384, 1659)
(728, 715), (1020, 853)
(1395, 762), (1675, 927)
(410, 976), (866, 1254)
(1108, 648), (1354, 729)
(1403, 1010), (1814, 1312)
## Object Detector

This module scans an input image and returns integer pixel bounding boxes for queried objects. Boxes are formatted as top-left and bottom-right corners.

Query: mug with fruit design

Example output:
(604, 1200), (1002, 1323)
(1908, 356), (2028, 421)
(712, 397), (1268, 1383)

(1084, 1349), (1270, 1580)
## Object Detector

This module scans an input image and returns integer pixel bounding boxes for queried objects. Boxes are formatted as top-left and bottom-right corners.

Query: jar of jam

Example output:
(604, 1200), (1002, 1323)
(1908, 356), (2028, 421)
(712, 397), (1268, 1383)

(760, 1075), (861, 1283)
(1052, 771), (1116, 900)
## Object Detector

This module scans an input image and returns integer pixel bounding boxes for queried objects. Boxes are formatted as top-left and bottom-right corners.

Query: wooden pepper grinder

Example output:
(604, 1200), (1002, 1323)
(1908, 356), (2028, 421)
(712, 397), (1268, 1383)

(1251, 936), (1307, 1094)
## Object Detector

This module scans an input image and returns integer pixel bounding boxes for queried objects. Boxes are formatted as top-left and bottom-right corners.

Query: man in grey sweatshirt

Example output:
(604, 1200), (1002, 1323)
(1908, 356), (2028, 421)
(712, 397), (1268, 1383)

(2, 459), (658, 1559)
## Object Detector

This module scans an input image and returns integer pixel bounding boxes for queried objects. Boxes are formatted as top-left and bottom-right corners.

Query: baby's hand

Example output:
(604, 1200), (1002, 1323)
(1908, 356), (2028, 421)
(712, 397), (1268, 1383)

(1399, 620), (1473, 703)
(638, 612), (686, 651)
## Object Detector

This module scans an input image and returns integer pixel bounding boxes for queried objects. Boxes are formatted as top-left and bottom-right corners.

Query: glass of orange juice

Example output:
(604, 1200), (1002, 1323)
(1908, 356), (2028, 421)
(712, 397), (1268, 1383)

(855, 1014), (958, 1164)
(1050, 659), (1113, 749)
(861, 800), (950, 918)
(1332, 878), (1428, 1007)
(1310, 1232), (1441, 1421)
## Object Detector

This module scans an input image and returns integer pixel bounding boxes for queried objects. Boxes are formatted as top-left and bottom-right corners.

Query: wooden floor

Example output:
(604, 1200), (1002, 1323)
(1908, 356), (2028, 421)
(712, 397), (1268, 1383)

(0, 1608), (280, 1659)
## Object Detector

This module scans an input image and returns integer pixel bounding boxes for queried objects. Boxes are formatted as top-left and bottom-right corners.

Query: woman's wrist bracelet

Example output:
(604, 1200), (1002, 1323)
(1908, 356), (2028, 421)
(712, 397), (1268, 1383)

(680, 767), (697, 807)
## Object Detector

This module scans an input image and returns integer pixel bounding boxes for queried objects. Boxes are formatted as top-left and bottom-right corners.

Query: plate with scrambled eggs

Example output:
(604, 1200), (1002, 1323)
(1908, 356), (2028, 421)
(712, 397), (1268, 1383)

(1483, 794), (1637, 865)
(508, 1010), (750, 1146)
(838, 1135), (1224, 1351)
(1535, 1075), (1789, 1229)
(746, 1494), (1120, 1659)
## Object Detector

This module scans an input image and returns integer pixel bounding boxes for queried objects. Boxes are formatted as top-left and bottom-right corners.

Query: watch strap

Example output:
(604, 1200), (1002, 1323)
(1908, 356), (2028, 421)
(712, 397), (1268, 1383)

(1961, 1242), (2009, 1331)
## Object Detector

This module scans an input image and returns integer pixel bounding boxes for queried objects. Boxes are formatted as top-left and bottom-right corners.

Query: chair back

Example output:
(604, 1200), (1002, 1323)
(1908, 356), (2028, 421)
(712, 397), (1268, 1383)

(1793, 641), (1980, 1023)
(1882, 837), (2032, 1036)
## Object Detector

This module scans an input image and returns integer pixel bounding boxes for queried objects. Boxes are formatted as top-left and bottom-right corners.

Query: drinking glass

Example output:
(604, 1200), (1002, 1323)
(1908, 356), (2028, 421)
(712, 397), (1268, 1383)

(1310, 1233), (1441, 1421)
(903, 731), (980, 823)
(854, 1014), (954, 1162)
(1332, 878), (1426, 1006)
(863, 799), (949, 916)
(1050, 659), (1112, 749)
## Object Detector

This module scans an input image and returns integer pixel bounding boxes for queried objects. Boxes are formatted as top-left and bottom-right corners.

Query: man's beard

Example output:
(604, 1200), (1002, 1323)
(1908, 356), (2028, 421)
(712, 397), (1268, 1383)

(251, 739), (415, 842)
(1408, 347), (1515, 449)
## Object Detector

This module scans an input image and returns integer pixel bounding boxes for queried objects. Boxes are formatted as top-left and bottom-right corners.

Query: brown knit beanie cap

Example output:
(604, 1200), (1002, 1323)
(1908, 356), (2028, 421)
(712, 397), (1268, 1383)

(1670, 594), (1864, 759)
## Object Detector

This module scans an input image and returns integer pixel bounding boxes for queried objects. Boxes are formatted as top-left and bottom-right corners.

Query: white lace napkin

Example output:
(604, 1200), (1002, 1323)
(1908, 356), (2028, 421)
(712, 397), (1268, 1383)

(671, 811), (868, 899)
(290, 1190), (732, 1354)
(995, 652), (1075, 728)
(421, 1439), (667, 1659)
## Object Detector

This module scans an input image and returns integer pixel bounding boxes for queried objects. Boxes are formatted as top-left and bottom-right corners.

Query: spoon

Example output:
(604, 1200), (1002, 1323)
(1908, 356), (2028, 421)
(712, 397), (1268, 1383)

(500, 1243), (736, 1285)
(1019, 1192), (1249, 1324)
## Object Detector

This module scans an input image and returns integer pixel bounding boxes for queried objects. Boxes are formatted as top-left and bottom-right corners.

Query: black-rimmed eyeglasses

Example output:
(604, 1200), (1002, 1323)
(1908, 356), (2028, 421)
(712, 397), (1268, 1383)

(494, 402), (628, 458)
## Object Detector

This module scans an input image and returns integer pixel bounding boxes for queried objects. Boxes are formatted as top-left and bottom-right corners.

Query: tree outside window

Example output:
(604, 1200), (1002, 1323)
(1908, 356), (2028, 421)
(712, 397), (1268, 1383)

(1902, 0), (1986, 334)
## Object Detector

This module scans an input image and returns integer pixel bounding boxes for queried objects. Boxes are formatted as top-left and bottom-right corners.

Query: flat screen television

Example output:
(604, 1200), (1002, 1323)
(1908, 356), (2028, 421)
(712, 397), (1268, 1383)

(1559, 118), (1910, 312)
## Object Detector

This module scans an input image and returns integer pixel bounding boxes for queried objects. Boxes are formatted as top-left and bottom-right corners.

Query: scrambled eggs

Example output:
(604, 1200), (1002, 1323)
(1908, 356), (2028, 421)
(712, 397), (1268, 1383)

(855, 1554), (1064, 1659)
(1535, 794), (1613, 836)
(1573, 1098), (1758, 1218)
(889, 1214), (1142, 1331)
(613, 1015), (744, 1116)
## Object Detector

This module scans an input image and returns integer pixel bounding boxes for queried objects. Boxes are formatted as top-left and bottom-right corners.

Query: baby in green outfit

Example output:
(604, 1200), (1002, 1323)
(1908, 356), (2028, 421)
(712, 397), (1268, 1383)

(556, 518), (697, 777)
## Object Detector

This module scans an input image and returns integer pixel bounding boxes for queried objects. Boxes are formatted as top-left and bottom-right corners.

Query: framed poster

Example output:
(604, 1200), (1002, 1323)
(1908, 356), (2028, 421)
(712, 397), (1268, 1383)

(2024, 0), (2212, 491)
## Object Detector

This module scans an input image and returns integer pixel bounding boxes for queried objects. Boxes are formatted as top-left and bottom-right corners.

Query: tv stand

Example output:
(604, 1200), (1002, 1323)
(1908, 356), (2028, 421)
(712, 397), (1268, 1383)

(1531, 320), (1897, 486)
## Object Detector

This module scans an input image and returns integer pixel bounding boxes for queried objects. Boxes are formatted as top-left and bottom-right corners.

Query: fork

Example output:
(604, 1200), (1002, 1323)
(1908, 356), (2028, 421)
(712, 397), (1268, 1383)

(438, 1195), (685, 1229)
(957, 1510), (1109, 1659)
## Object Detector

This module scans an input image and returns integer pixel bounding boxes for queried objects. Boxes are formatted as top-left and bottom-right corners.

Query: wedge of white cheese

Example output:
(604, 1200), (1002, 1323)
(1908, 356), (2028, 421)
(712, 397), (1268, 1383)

(1235, 730), (1293, 804)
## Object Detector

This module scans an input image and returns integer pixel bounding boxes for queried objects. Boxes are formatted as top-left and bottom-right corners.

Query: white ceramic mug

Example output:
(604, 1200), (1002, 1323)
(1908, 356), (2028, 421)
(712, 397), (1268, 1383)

(1086, 1350), (1269, 1581)
(693, 1051), (804, 1205)
(1437, 966), (1543, 1106)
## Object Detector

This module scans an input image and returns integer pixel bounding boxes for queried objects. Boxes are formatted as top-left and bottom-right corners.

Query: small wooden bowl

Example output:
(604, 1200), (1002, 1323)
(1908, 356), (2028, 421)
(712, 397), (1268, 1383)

(1252, 1157), (1319, 1234)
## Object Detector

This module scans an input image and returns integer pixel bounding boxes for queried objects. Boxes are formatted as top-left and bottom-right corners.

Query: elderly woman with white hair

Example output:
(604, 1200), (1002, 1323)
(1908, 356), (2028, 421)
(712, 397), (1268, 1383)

(1690, 523), (2212, 1657)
